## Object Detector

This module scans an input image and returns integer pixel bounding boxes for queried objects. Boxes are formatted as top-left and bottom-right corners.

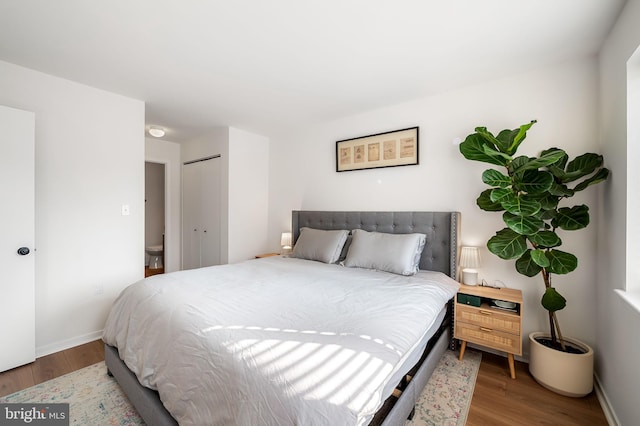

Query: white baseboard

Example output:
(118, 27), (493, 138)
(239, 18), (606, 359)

(594, 373), (620, 426)
(36, 329), (104, 358)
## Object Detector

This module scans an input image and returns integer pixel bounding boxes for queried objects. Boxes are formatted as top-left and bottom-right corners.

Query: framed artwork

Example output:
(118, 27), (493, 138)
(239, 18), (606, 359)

(336, 127), (419, 172)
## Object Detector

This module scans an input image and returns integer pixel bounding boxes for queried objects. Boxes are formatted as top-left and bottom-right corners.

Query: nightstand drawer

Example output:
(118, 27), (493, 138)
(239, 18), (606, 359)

(455, 321), (521, 355)
(456, 304), (520, 334)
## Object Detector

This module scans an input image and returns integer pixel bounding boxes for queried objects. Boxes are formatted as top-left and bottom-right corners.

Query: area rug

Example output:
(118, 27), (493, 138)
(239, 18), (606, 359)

(0, 349), (480, 425)
(407, 349), (481, 426)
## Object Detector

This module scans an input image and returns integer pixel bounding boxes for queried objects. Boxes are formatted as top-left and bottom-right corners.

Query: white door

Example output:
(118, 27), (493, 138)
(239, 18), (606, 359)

(182, 161), (201, 270)
(0, 105), (35, 372)
(199, 157), (221, 267)
(182, 156), (222, 270)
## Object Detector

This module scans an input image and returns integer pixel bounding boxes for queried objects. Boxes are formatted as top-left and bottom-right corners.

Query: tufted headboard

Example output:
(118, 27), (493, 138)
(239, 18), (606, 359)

(291, 211), (460, 279)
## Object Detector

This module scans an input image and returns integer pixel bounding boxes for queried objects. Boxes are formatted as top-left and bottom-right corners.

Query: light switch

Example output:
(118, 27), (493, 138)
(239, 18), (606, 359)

(121, 204), (130, 216)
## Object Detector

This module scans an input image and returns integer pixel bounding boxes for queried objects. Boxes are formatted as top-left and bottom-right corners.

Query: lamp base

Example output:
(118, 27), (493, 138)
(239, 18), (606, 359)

(462, 269), (478, 286)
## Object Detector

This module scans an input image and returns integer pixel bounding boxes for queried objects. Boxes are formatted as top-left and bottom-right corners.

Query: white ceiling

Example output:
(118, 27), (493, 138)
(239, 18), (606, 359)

(0, 1), (626, 142)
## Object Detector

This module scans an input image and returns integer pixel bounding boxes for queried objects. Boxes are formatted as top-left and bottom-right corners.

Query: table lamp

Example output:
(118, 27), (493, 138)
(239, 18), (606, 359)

(280, 232), (292, 254)
(460, 246), (481, 285)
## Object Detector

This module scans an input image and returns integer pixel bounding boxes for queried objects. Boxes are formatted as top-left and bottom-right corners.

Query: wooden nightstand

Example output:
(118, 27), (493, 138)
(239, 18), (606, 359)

(455, 284), (523, 379)
(255, 252), (280, 258)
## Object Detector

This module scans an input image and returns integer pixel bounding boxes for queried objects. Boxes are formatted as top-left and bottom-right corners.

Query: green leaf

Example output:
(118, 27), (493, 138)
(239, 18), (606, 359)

(495, 129), (516, 153)
(515, 250), (542, 276)
(513, 170), (554, 194)
(476, 189), (504, 211)
(459, 133), (508, 166)
(501, 195), (541, 216)
(565, 153), (603, 179)
(487, 228), (528, 260)
(490, 188), (514, 204)
(548, 181), (575, 197)
(533, 193), (560, 211)
(483, 144), (512, 162)
(512, 149), (566, 173)
(509, 156), (531, 174)
(482, 169), (511, 188)
(497, 120), (537, 155)
(546, 249), (578, 274)
(475, 127), (500, 148)
(503, 211), (544, 235)
(541, 287), (567, 312)
(550, 153), (606, 184)
(552, 205), (590, 231)
(574, 168), (610, 192)
(530, 249), (550, 267)
(528, 230), (561, 248)
(508, 120), (537, 153)
(541, 147), (568, 169)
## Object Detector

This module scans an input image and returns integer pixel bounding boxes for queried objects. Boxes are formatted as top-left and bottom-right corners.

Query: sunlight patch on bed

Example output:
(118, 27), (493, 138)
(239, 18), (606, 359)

(222, 335), (393, 413)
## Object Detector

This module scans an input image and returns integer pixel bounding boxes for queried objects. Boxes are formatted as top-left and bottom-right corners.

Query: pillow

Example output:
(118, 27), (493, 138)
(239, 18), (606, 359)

(292, 228), (349, 264)
(343, 229), (427, 275)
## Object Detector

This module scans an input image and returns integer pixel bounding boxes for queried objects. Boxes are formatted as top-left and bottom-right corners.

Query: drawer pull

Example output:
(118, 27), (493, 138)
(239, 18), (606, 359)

(479, 310), (492, 315)
(480, 327), (493, 332)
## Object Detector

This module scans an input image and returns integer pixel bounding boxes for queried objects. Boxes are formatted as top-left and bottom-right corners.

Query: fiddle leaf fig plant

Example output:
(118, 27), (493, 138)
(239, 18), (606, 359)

(459, 120), (609, 350)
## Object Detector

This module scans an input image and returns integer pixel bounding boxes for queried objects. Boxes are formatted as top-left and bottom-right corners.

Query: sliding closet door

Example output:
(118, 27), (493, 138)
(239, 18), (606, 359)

(0, 105), (35, 372)
(182, 156), (221, 270)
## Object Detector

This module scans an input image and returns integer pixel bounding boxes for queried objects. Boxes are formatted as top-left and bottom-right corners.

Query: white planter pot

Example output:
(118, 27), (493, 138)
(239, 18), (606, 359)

(528, 332), (594, 397)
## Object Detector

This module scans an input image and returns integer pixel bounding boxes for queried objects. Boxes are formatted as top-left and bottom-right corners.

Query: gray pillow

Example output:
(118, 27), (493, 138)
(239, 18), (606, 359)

(343, 229), (427, 275)
(292, 228), (349, 264)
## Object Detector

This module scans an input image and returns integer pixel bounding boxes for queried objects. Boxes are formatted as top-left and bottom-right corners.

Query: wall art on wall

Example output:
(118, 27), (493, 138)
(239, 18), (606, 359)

(336, 127), (419, 172)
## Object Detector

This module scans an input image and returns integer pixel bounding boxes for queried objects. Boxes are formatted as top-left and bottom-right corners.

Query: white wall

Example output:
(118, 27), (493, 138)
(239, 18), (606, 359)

(0, 60), (144, 356)
(146, 137), (181, 273)
(269, 57), (602, 360)
(597, 0), (640, 424)
(228, 127), (269, 262)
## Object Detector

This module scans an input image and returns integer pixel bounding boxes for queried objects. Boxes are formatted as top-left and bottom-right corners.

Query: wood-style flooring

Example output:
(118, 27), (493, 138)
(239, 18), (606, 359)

(0, 340), (104, 398)
(467, 351), (607, 425)
(0, 342), (608, 425)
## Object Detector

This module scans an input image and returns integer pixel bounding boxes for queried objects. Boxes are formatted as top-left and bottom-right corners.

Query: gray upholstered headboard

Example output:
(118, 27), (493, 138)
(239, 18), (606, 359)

(292, 211), (460, 279)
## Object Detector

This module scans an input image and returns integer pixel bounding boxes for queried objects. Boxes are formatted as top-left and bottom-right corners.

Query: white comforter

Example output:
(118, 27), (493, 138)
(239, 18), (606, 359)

(102, 256), (459, 426)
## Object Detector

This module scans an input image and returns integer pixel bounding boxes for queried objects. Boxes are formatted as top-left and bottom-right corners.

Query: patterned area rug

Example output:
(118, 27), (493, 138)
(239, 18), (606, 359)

(408, 349), (481, 426)
(0, 349), (480, 425)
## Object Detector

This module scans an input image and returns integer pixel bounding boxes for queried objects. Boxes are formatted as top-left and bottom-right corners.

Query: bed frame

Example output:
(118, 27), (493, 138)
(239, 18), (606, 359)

(105, 210), (460, 426)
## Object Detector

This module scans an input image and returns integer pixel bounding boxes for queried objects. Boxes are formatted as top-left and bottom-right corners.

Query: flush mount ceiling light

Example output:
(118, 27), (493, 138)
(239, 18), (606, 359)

(149, 126), (165, 138)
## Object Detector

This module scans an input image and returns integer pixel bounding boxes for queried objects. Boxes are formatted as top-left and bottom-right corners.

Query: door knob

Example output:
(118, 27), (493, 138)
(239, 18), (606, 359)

(17, 247), (30, 256)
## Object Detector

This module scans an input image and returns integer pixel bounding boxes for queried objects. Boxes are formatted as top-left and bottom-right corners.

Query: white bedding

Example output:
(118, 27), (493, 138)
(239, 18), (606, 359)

(102, 256), (459, 426)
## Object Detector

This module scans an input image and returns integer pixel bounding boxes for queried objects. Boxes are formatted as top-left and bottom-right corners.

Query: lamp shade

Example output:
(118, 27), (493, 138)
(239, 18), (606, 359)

(280, 232), (292, 249)
(460, 246), (481, 268)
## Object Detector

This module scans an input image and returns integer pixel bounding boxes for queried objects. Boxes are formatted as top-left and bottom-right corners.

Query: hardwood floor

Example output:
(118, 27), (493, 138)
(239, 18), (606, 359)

(0, 342), (608, 425)
(144, 266), (164, 277)
(0, 340), (103, 397)
(467, 351), (608, 425)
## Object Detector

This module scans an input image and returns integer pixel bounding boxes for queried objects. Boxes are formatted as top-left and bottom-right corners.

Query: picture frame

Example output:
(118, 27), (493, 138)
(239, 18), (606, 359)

(336, 127), (419, 172)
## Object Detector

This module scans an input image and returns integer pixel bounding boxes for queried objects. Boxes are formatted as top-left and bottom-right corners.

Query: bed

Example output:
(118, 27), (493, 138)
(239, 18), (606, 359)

(103, 211), (460, 425)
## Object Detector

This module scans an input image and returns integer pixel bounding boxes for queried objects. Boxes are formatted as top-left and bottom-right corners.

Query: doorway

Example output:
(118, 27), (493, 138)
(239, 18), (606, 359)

(145, 161), (166, 277)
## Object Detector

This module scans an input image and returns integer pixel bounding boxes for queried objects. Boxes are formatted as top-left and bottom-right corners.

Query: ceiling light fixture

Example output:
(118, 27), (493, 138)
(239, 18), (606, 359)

(149, 126), (165, 138)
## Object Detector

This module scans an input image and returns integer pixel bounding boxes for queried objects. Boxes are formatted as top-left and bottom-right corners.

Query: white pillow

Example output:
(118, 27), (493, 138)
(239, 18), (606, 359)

(292, 228), (349, 264)
(343, 229), (427, 275)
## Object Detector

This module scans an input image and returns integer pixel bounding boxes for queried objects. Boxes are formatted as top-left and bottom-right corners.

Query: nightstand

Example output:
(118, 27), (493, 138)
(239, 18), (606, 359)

(455, 284), (523, 379)
(255, 252), (280, 259)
